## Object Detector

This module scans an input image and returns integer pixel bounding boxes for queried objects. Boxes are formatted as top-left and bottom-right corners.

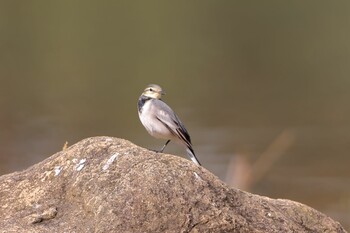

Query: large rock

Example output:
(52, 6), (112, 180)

(0, 137), (346, 233)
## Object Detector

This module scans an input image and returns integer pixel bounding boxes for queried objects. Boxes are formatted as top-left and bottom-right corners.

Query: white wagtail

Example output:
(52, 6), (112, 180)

(138, 84), (201, 166)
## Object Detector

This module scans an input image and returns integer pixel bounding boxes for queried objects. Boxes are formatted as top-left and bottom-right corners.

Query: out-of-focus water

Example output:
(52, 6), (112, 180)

(0, 1), (349, 229)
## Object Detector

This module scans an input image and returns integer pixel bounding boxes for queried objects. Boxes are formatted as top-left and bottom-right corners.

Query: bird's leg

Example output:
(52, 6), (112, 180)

(149, 140), (171, 153)
(159, 140), (170, 153)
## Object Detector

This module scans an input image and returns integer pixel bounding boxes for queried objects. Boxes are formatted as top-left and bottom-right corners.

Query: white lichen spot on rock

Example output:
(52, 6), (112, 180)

(193, 172), (202, 181)
(76, 159), (87, 171)
(102, 153), (119, 171)
(54, 166), (62, 176)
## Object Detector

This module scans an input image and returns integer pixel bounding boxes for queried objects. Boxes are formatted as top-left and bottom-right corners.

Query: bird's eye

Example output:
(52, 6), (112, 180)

(149, 88), (153, 91)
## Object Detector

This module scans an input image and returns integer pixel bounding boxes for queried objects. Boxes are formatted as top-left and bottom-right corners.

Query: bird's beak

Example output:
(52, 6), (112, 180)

(161, 90), (166, 95)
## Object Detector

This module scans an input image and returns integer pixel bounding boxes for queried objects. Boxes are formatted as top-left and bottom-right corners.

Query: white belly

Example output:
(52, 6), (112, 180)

(139, 101), (174, 140)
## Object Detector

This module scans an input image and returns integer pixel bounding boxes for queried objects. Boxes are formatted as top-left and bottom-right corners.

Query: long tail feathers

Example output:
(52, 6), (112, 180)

(186, 147), (201, 166)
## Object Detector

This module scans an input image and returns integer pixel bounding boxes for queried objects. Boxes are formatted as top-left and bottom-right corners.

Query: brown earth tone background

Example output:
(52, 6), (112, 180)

(0, 1), (349, 230)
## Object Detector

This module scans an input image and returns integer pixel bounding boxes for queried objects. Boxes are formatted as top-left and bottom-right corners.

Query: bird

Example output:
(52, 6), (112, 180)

(138, 84), (201, 166)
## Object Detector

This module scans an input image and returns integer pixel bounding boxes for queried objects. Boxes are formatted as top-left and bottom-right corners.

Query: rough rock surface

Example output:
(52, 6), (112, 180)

(0, 137), (346, 233)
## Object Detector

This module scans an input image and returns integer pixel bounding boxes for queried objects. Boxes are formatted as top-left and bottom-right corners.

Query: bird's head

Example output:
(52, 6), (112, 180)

(142, 84), (165, 99)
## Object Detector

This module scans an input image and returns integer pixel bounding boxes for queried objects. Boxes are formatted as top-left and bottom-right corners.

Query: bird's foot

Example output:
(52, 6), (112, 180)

(148, 148), (164, 153)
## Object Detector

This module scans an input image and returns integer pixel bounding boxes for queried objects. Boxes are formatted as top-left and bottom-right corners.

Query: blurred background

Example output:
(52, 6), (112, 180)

(0, 0), (349, 229)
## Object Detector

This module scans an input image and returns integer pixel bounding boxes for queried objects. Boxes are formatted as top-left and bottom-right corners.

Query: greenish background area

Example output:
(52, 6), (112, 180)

(0, 1), (349, 229)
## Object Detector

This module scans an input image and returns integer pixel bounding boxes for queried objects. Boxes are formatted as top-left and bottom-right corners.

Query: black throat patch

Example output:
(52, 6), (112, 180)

(138, 96), (151, 113)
